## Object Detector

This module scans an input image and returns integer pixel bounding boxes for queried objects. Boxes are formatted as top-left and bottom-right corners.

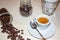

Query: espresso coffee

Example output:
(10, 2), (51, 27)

(38, 17), (49, 24)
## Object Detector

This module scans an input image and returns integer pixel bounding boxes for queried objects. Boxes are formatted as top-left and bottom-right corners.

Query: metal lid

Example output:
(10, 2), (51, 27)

(45, 0), (58, 2)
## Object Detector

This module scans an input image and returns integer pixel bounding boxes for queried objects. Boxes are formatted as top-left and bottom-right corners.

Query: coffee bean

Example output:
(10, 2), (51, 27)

(0, 8), (8, 14)
(27, 38), (31, 40)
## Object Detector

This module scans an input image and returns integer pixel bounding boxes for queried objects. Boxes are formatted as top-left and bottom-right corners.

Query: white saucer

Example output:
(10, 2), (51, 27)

(28, 20), (55, 39)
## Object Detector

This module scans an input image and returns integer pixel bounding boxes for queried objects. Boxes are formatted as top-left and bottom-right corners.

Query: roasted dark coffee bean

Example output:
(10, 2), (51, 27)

(21, 32), (24, 34)
(0, 8), (8, 14)
(21, 30), (24, 34)
(7, 34), (12, 39)
(5, 31), (10, 34)
(1, 26), (5, 29)
(20, 38), (24, 40)
(18, 35), (25, 40)
(2, 29), (6, 33)
(21, 30), (23, 31)
(18, 35), (22, 39)
(17, 30), (20, 33)
(27, 38), (31, 40)
(11, 37), (16, 40)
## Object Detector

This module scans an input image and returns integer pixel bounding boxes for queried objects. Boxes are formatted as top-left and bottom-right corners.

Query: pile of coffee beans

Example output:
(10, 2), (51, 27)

(0, 12), (24, 40)
(0, 8), (31, 40)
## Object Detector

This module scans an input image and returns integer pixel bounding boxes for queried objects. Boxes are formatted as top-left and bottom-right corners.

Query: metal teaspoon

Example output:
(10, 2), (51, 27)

(30, 20), (46, 40)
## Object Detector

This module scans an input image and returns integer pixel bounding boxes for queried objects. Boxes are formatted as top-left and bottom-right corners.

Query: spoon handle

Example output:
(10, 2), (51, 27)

(36, 29), (46, 40)
(40, 36), (46, 40)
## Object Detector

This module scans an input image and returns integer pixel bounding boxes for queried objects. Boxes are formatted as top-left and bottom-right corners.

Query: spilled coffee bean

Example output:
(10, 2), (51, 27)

(0, 14), (24, 40)
(0, 8), (8, 14)
(27, 38), (31, 40)
(21, 30), (24, 34)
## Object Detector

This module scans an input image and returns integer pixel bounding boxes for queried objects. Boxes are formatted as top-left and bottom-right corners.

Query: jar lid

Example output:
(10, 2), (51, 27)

(45, 0), (58, 2)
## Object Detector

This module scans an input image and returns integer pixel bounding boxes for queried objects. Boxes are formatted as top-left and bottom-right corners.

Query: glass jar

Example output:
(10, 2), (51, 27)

(0, 8), (13, 25)
(20, 0), (32, 17)
(41, 0), (59, 16)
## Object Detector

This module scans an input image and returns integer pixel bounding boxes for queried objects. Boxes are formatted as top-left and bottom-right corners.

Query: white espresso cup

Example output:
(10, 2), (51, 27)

(34, 14), (51, 30)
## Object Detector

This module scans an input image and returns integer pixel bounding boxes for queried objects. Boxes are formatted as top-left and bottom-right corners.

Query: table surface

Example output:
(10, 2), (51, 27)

(0, 0), (60, 40)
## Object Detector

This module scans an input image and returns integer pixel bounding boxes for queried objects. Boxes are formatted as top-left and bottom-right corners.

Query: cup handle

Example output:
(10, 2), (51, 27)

(33, 18), (39, 26)
(33, 18), (36, 22)
(33, 18), (37, 25)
